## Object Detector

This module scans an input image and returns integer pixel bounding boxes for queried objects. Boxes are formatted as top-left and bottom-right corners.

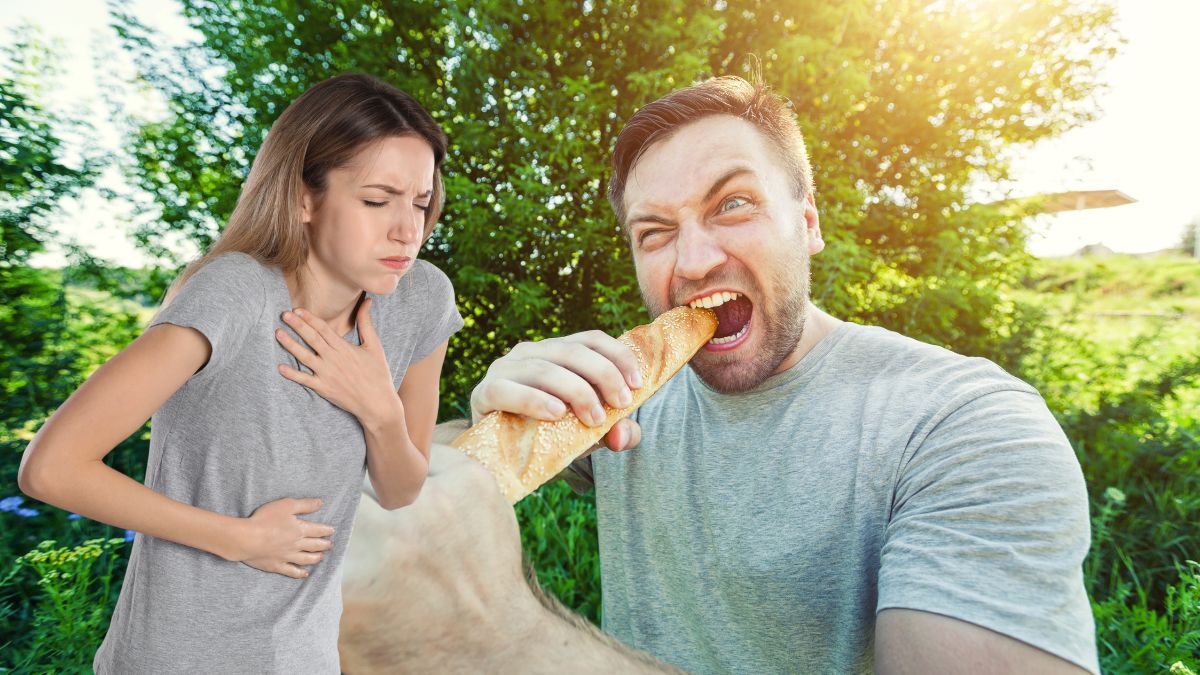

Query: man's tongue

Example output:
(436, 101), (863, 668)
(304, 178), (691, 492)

(712, 296), (752, 339)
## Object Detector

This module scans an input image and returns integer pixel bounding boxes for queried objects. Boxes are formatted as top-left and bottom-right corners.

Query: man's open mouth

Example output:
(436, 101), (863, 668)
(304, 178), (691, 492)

(688, 292), (753, 346)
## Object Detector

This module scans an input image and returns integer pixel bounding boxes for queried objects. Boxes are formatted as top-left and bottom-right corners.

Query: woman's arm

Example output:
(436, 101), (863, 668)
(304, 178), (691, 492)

(360, 341), (448, 509)
(18, 324), (328, 572)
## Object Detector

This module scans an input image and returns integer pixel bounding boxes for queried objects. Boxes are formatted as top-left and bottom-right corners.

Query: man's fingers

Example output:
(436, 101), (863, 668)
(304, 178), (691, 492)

(473, 378), (570, 421)
(563, 330), (644, 390)
(604, 418), (642, 452)
(478, 359), (617, 426)
(534, 340), (634, 410)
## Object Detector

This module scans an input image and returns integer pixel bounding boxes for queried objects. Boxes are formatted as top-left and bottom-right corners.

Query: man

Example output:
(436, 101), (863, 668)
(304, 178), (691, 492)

(343, 76), (1098, 673)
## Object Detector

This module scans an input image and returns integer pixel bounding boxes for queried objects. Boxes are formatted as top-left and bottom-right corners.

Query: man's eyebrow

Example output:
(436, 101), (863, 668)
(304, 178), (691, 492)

(703, 167), (756, 203)
(626, 166), (757, 228)
(626, 212), (677, 228)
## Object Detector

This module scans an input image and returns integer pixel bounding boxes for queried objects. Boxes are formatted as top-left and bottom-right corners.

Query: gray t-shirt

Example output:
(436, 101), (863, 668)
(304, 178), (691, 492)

(585, 321), (1097, 674)
(94, 251), (463, 674)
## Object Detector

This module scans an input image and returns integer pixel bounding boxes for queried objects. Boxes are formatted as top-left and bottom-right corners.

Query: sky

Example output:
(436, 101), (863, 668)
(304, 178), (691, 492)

(4, 0), (1199, 267)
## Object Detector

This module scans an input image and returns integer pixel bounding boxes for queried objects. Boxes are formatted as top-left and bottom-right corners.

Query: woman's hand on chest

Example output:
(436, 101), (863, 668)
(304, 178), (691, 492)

(275, 297), (399, 423)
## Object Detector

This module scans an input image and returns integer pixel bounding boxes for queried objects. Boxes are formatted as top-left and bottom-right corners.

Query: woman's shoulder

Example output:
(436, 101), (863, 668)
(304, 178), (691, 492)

(204, 251), (272, 279)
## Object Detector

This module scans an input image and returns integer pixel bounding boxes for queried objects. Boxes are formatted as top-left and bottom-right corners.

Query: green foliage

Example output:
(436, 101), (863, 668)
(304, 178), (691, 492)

(516, 482), (602, 621)
(0, 538), (128, 671)
(110, 0), (1120, 414)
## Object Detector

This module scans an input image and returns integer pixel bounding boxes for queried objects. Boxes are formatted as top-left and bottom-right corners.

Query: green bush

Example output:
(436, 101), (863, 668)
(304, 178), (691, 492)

(0, 538), (128, 672)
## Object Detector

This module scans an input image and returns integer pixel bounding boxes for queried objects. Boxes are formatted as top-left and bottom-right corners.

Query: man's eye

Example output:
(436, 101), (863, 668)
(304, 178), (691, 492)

(720, 196), (748, 213)
(363, 200), (387, 208)
(638, 229), (665, 245)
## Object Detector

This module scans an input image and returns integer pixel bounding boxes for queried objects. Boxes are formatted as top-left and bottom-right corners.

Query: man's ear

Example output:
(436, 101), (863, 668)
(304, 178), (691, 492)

(802, 191), (824, 255)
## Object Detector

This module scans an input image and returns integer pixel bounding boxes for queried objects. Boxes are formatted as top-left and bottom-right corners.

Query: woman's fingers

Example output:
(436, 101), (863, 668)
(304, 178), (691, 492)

(278, 562), (310, 579)
(281, 309), (333, 354)
(299, 537), (334, 552)
(300, 520), (336, 538)
(287, 550), (325, 566)
(275, 328), (318, 368)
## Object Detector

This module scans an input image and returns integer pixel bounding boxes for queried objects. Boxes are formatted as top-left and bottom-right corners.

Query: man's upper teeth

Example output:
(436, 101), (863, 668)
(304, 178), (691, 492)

(689, 292), (741, 309)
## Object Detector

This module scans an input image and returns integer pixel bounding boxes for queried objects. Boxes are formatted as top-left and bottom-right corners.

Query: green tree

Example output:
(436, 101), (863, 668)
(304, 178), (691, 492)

(113, 0), (1119, 406)
(0, 28), (102, 436)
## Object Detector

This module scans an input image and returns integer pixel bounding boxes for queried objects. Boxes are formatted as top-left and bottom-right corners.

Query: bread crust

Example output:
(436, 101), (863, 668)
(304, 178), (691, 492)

(452, 306), (718, 504)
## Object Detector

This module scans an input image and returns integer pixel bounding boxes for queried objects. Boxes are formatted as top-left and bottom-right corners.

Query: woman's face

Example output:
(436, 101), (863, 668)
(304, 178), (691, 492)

(302, 135), (436, 296)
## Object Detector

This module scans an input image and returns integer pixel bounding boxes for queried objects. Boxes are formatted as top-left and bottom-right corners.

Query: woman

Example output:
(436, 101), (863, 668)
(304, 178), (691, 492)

(18, 73), (463, 673)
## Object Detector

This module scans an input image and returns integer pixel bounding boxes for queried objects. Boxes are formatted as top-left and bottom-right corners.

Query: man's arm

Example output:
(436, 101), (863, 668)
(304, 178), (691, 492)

(876, 387), (1098, 674)
(342, 440), (678, 673)
(876, 609), (1090, 674)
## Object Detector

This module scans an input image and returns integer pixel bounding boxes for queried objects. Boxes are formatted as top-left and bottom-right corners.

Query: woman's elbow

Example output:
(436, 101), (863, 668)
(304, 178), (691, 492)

(376, 465), (429, 510)
(17, 452), (49, 502)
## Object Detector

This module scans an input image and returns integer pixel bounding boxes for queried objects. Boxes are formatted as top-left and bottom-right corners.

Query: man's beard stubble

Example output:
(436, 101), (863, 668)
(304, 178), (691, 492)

(641, 252), (811, 395)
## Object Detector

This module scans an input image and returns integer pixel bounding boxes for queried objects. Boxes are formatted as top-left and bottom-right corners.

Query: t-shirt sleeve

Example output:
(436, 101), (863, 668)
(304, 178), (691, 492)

(147, 252), (266, 382)
(877, 388), (1099, 674)
(409, 261), (464, 364)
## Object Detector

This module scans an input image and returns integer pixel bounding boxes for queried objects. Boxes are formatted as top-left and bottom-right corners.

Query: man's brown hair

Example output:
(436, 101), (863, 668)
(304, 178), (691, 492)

(607, 75), (814, 227)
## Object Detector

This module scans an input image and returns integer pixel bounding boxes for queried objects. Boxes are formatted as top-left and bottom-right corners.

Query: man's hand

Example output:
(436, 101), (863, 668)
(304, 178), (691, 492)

(469, 331), (645, 453)
(339, 433), (679, 673)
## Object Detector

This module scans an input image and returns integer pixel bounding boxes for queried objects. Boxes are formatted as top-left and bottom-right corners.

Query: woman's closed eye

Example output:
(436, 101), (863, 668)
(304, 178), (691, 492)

(363, 200), (388, 208)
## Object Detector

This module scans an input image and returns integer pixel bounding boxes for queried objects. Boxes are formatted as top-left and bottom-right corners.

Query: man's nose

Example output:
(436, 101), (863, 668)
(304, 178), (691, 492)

(673, 222), (728, 281)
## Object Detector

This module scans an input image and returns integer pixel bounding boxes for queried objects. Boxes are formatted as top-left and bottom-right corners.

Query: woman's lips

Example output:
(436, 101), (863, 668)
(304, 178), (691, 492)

(381, 258), (412, 270)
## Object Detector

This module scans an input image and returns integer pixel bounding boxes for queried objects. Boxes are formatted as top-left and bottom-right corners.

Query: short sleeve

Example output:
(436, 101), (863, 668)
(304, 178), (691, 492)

(147, 252), (266, 382)
(878, 388), (1099, 674)
(409, 261), (464, 364)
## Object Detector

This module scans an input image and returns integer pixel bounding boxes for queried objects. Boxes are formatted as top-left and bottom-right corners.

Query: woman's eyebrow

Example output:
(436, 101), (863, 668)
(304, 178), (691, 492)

(362, 184), (434, 199)
(363, 183), (402, 194)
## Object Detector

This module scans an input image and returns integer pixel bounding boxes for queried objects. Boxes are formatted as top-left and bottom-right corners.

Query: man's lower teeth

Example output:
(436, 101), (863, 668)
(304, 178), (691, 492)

(710, 322), (749, 345)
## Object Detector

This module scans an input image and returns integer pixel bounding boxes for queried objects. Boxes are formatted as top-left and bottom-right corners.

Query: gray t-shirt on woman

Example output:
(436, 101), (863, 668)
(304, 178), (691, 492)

(93, 252), (463, 674)
(589, 321), (1098, 674)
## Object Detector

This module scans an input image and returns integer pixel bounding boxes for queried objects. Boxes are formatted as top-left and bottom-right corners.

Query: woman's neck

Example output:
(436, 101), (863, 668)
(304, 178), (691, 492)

(283, 260), (363, 336)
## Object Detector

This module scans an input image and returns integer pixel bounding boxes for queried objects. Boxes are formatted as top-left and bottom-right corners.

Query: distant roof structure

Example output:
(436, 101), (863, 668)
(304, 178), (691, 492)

(1038, 189), (1137, 213)
(988, 189), (1137, 214)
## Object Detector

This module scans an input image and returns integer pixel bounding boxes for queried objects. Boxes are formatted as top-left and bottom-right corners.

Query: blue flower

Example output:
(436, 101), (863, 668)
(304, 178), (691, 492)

(15, 507), (39, 518)
(68, 513), (83, 520)
(0, 496), (24, 512)
(124, 530), (137, 542)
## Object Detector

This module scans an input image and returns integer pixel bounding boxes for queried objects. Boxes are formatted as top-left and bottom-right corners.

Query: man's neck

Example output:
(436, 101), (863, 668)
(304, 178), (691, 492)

(772, 302), (843, 376)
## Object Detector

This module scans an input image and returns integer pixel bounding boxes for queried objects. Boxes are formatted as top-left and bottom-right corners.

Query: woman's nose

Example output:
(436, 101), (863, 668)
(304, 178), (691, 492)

(392, 207), (423, 244)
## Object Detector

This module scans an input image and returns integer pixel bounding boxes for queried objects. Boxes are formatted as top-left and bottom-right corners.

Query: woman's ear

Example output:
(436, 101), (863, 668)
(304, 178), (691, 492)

(301, 186), (316, 225)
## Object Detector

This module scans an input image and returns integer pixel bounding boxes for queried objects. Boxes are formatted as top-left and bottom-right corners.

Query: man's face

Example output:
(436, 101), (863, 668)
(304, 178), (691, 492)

(622, 115), (823, 393)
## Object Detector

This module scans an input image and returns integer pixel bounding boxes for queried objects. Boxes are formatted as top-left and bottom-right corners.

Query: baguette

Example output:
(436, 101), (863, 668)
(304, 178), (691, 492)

(452, 306), (718, 504)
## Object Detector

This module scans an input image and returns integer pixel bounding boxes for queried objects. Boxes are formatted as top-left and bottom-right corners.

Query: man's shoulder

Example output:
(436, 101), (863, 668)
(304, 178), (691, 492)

(839, 322), (1037, 401)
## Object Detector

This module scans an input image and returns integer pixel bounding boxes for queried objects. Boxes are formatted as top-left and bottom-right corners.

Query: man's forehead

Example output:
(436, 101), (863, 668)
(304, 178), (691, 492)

(625, 115), (775, 209)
